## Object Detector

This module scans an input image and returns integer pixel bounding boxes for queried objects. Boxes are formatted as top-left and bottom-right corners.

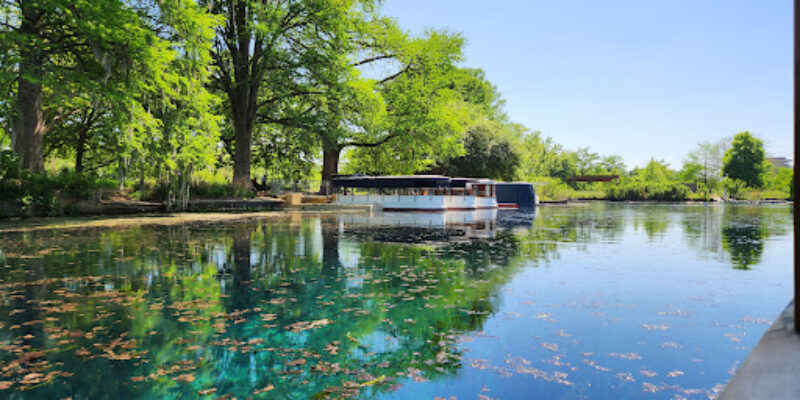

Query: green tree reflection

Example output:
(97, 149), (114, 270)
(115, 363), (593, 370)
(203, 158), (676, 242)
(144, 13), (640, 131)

(0, 215), (551, 399)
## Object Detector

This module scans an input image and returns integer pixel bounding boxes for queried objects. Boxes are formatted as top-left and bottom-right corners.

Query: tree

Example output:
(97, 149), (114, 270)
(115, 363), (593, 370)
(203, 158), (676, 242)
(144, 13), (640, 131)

(722, 131), (766, 188)
(382, 67), (522, 181)
(574, 147), (600, 175)
(317, 28), (468, 182)
(682, 139), (727, 188)
(133, 1), (221, 209)
(517, 131), (565, 179)
(203, 0), (380, 188)
(251, 124), (317, 183)
(427, 122), (520, 181)
(0, 0), (161, 172)
(632, 159), (674, 183)
(763, 166), (793, 193)
(600, 155), (626, 175)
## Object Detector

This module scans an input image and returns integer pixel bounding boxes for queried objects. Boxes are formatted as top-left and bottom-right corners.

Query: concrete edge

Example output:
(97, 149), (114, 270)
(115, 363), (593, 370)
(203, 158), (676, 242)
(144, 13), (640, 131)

(720, 301), (800, 400)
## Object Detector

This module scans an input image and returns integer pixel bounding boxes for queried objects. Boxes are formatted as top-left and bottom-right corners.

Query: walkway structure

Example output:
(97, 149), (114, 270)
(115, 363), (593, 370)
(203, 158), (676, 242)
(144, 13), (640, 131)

(567, 174), (619, 183)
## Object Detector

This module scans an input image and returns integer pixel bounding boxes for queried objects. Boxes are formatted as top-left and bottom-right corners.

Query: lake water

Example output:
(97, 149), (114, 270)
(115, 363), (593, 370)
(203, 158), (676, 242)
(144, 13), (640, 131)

(0, 203), (792, 399)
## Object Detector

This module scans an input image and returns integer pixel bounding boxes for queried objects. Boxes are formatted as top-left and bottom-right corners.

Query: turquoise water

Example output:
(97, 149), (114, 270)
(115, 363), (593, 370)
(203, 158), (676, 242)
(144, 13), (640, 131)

(0, 203), (792, 399)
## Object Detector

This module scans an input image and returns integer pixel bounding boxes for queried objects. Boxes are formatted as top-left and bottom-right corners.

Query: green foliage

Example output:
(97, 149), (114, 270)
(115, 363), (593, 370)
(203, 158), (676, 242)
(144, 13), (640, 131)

(681, 140), (727, 189)
(600, 155), (627, 175)
(342, 31), (469, 175)
(721, 177), (747, 199)
(606, 181), (689, 201)
(0, 150), (20, 181)
(427, 122), (520, 181)
(533, 177), (574, 202)
(678, 162), (704, 184)
(762, 166), (792, 194)
(0, 151), (101, 216)
(755, 190), (790, 200)
(252, 126), (318, 183)
(574, 148), (600, 175)
(190, 182), (255, 200)
(723, 132), (766, 188)
(631, 159), (675, 183)
(518, 132), (578, 182)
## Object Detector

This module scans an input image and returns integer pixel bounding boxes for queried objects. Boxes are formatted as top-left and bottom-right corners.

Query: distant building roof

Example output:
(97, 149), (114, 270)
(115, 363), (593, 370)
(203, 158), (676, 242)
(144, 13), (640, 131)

(766, 157), (792, 168)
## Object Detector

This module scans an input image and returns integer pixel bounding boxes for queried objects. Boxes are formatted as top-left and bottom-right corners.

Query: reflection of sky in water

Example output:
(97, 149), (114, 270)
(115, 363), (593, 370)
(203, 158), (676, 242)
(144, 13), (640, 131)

(0, 203), (792, 399)
(386, 204), (792, 399)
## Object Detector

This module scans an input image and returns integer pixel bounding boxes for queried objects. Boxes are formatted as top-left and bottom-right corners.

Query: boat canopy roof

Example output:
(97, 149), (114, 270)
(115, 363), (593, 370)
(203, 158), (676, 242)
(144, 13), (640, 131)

(332, 175), (496, 189)
(332, 175), (452, 188)
(449, 178), (495, 187)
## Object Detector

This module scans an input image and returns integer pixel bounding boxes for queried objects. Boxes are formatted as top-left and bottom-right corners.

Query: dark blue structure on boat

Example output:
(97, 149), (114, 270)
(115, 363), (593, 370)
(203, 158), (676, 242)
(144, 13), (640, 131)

(496, 183), (537, 209)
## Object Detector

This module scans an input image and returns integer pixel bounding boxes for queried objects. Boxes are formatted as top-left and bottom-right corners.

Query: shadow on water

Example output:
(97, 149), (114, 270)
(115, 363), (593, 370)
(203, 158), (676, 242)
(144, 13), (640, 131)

(0, 204), (791, 399)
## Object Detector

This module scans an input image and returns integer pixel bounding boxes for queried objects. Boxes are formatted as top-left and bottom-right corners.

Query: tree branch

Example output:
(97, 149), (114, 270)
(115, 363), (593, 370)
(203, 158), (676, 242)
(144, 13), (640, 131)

(351, 54), (394, 67)
(341, 133), (398, 149)
(256, 90), (325, 108)
(378, 65), (411, 85)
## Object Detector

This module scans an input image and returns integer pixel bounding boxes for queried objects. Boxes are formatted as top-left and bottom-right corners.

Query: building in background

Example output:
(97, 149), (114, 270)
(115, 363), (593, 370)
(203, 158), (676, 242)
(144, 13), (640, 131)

(766, 157), (792, 169)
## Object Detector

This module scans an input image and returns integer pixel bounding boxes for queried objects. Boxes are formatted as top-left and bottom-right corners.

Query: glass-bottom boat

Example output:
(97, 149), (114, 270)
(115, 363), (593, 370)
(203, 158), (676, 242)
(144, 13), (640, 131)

(331, 175), (498, 211)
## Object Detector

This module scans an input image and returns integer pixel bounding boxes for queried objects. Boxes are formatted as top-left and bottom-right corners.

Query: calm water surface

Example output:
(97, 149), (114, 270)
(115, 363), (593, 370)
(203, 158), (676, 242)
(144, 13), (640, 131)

(0, 203), (792, 399)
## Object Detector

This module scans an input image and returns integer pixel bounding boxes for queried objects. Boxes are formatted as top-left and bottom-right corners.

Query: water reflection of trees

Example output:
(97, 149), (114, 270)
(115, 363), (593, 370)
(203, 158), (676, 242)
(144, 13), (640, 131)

(512, 204), (625, 258)
(0, 215), (548, 399)
(680, 204), (791, 269)
(0, 204), (792, 397)
(631, 204), (671, 240)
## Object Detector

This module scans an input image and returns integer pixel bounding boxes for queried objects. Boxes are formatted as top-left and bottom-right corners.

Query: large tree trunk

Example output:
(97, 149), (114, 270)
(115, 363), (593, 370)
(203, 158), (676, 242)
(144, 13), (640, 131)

(232, 106), (252, 188)
(228, 0), (257, 190)
(14, 1), (45, 173)
(229, 63), (257, 189)
(75, 128), (87, 173)
(321, 146), (341, 192)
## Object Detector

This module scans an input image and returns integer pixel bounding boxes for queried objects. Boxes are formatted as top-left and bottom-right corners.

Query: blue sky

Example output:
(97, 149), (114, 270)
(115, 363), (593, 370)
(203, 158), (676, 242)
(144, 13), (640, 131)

(381, 0), (792, 169)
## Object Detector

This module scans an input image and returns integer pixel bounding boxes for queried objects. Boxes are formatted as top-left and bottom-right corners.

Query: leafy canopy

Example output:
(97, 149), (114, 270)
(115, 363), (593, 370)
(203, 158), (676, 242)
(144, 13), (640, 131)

(723, 131), (766, 188)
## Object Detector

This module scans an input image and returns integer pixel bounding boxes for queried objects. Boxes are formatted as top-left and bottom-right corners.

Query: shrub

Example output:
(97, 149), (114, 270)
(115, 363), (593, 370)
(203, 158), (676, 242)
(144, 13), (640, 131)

(606, 181), (689, 201)
(50, 169), (97, 200)
(721, 177), (747, 199)
(0, 150), (20, 181)
(190, 182), (254, 199)
(533, 177), (575, 201)
(0, 151), (100, 215)
(146, 181), (255, 201)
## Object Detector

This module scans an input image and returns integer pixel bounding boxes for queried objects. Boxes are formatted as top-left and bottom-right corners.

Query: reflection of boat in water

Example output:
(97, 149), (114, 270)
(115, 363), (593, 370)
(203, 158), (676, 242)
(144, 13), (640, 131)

(334, 208), (537, 243)
(337, 208), (499, 240)
(337, 208), (497, 228)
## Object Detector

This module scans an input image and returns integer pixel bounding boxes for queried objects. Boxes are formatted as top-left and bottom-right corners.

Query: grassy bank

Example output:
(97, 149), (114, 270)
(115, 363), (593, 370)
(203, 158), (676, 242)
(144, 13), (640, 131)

(534, 178), (790, 203)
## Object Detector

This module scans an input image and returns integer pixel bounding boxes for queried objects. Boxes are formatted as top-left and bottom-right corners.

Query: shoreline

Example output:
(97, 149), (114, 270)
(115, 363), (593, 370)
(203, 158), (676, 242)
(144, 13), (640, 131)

(540, 198), (791, 205)
(0, 200), (790, 234)
(0, 206), (373, 234)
